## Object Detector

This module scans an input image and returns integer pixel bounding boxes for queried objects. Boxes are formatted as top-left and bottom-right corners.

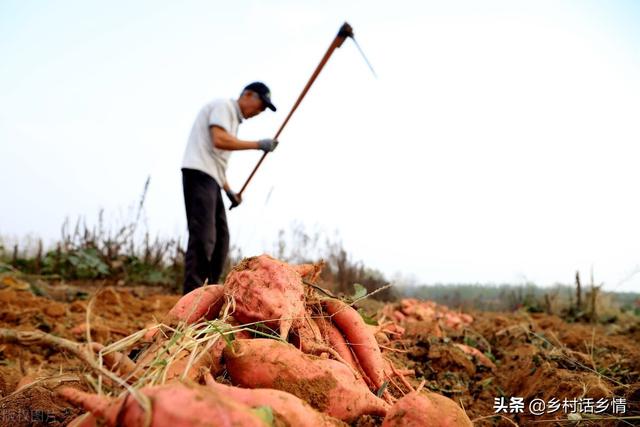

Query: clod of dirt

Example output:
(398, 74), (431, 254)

(403, 320), (443, 339)
(43, 304), (66, 318)
(0, 383), (82, 427)
(428, 343), (477, 377)
(0, 366), (21, 397)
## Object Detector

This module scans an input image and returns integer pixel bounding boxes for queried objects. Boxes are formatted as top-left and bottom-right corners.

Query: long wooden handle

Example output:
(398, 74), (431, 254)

(235, 22), (353, 200)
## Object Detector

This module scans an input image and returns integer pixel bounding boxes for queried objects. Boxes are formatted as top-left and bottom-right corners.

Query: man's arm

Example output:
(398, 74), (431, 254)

(211, 126), (260, 151)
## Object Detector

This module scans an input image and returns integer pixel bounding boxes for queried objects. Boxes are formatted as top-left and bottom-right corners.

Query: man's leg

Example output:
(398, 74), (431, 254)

(182, 169), (218, 295)
(209, 188), (229, 284)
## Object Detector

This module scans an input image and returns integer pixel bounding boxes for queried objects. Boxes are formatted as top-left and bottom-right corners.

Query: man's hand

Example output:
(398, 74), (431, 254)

(225, 189), (242, 209)
(257, 138), (279, 152)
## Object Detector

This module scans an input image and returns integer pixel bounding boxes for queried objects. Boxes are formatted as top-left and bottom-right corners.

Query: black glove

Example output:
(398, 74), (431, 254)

(225, 189), (242, 209)
(257, 138), (279, 152)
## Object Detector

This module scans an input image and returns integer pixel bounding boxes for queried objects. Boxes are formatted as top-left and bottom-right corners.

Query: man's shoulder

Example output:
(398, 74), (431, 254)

(203, 98), (234, 111)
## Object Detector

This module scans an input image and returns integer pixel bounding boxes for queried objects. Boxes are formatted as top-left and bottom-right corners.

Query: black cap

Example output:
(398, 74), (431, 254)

(243, 82), (276, 112)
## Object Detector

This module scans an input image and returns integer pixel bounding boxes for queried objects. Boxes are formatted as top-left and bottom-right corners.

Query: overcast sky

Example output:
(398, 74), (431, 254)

(1, 0), (639, 292)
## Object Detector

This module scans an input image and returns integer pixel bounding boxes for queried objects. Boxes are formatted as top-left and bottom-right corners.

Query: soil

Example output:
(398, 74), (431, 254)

(0, 277), (638, 426)
(386, 310), (640, 426)
(0, 279), (177, 427)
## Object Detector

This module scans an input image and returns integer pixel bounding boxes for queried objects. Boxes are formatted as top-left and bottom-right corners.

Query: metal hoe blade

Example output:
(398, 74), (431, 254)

(351, 36), (377, 78)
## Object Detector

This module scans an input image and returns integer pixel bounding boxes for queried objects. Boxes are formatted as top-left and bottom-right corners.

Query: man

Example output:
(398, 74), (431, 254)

(181, 82), (278, 294)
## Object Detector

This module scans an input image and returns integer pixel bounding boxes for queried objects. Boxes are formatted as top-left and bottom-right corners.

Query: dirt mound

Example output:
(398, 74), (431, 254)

(0, 375), (83, 427)
(380, 309), (640, 426)
(0, 283), (178, 391)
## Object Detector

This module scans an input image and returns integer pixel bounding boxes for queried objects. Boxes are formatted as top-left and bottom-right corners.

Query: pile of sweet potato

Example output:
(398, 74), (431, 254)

(381, 298), (474, 336)
(59, 255), (472, 426)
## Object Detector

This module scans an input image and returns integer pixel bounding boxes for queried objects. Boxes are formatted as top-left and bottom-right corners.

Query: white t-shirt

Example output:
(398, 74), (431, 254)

(181, 98), (243, 187)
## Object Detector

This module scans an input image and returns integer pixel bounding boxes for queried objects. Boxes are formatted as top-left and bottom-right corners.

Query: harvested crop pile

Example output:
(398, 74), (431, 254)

(1, 256), (638, 426)
(381, 298), (473, 332)
(0, 255), (421, 425)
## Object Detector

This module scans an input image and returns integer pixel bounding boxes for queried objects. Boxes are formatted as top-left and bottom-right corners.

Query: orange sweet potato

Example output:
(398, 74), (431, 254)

(382, 391), (472, 427)
(314, 316), (360, 372)
(460, 313), (473, 324)
(205, 375), (346, 427)
(323, 299), (386, 391)
(67, 412), (97, 427)
(206, 327), (252, 376)
(224, 255), (305, 340)
(132, 320), (250, 383)
(224, 338), (389, 422)
(90, 343), (136, 377)
(292, 261), (324, 283)
(130, 338), (216, 383)
(167, 284), (225, 324)
(59, 383), (268, 427)
(442, 312), (464, 329)
(392, 310), (406, 322)
(454, 343), (496, 370)
(291, 318), (331, 358)
(380, 323), (405, 337)
(15, 374), (36, 391)
(92, 336), (212, 385)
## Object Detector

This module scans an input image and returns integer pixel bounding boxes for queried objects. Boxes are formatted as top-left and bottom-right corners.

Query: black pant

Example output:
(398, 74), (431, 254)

(182, 168), (229, 294)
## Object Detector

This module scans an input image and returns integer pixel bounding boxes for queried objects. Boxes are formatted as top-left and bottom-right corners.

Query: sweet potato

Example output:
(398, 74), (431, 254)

(90, 343), (136, 377)
(142, 323), (161, 342)
(314, 316), (360, 372)
(205, 375), (346, 427)
(133, 317), (251, 383)
(379, 323), (405, 337)
(224, 338), (389, 422)
(460, 313), (473, 324)
(293, 318), (365, 382)
(59, 383), (268, 427)
(131, 339), (216, 383)
(442, 312), (464, 329)
(143, 285), (226, 342)
(292, 261), (324, 283)
(382, 391), (472, 427)
(399, 298), (420, 316)
(67, 412), (97, 427)
(369, 324), (390, 345)
(372, 323), (406, 345)
(392, 310), (406, 322)
(224, 255), (306, 340)
(167, 284), (225, 324)
(454, 343), (496, 370)
(15, 374), (36, 391)
(399, 299), (438, 321)
(293, 318), (326, 352)
(206, 327), (252, 376)
(323, 299), (386, 391)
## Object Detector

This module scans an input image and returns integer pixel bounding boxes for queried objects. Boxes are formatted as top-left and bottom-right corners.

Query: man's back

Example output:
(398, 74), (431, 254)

(182, 98), (242, 187)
